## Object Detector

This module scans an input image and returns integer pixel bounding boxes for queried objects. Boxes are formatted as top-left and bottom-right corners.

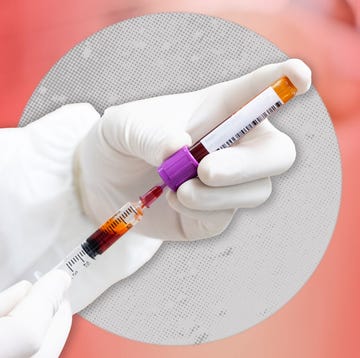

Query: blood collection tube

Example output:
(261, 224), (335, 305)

(157, 76), (297, 191)
(54, 76), (297, 279)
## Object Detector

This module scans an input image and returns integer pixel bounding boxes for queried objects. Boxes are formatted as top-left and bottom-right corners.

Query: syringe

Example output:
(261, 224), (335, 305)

(54, 76), (297, 279)
(54, 184), (164, 279)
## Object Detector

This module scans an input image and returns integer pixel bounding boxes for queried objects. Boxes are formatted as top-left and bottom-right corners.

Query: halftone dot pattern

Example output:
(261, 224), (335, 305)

(19, 13), (341, 345)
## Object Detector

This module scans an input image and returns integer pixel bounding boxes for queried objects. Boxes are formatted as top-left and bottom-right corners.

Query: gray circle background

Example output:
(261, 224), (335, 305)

(19, 13), (341, 345)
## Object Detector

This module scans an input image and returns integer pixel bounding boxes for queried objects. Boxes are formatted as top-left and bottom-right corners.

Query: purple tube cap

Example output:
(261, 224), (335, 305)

(157, 146), (199, 191)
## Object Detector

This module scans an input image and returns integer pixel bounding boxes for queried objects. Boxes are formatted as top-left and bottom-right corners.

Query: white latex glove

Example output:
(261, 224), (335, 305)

(77, 58), (311, 241)
(0, 103), (162, 313)
(0, 59), (311, 314)
(0, 270), (71, 358)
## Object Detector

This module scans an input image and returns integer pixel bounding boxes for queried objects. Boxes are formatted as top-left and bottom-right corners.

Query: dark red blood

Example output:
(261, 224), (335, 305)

(140, 185), (164, 207)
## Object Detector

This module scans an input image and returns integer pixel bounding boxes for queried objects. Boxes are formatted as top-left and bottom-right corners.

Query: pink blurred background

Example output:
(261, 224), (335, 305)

(1, 0), (359, 357)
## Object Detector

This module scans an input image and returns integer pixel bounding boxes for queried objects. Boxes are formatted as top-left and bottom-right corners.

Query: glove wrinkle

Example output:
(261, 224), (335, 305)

(0, 59), (310, 317)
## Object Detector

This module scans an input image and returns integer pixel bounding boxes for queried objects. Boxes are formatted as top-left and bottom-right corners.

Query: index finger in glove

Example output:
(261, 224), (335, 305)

(100, 92), (202, 167)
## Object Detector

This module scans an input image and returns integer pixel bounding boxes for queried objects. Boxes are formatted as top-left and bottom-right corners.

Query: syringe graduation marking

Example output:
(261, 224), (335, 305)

(101, 203), (138, 234)
(218, 101), (282, 150)
(80, 201), (146, 258)
(66, 263), (73, 272)
(61, 247), (90, 276)
(55, 200), (148, 278)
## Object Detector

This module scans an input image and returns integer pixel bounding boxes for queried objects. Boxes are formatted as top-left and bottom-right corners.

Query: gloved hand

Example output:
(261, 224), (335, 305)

(0, 58), (311, 314)
(77, 58), (311, 241)
(0, 270), (71, 358)
(0, 103), (162, 313)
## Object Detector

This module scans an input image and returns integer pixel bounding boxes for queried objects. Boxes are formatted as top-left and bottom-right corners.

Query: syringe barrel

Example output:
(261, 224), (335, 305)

(82, 201), (144, 257)
(157, 76), (297, 191)
(53, 201), (145, 279)
(53, 244), (94, 279)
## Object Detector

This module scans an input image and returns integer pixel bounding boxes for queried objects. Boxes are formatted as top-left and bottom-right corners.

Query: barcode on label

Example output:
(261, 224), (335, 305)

(200, 86), (283, 153)
(218, 101), (281, 150)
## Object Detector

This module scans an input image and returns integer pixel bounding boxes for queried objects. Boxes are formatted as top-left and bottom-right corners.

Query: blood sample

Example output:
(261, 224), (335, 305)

(53, 76), (298, 280)
(82, 184), (164, 257)
(54, 184), (164, 278)
(157, 76), (297, 191)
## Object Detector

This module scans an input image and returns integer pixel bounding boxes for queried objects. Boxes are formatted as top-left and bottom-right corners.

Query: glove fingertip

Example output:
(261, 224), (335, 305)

(268, 131), (297, 174)
(51, 270), (72, 291)
(0, 280), (32, 299)
(0, 280), (33, 316)
(197, 154), (225, 187)
(250, 177), (273, 207)
(281, 132), (297, 170)
(14, 280), (33, 293)
(33, 269), (72, 299)
(284, 59), (312, 95)
(176, 179), (200, 210)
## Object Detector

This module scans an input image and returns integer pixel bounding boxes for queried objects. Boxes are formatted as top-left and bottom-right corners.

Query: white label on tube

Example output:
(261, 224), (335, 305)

(200, 86), (283, 152)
